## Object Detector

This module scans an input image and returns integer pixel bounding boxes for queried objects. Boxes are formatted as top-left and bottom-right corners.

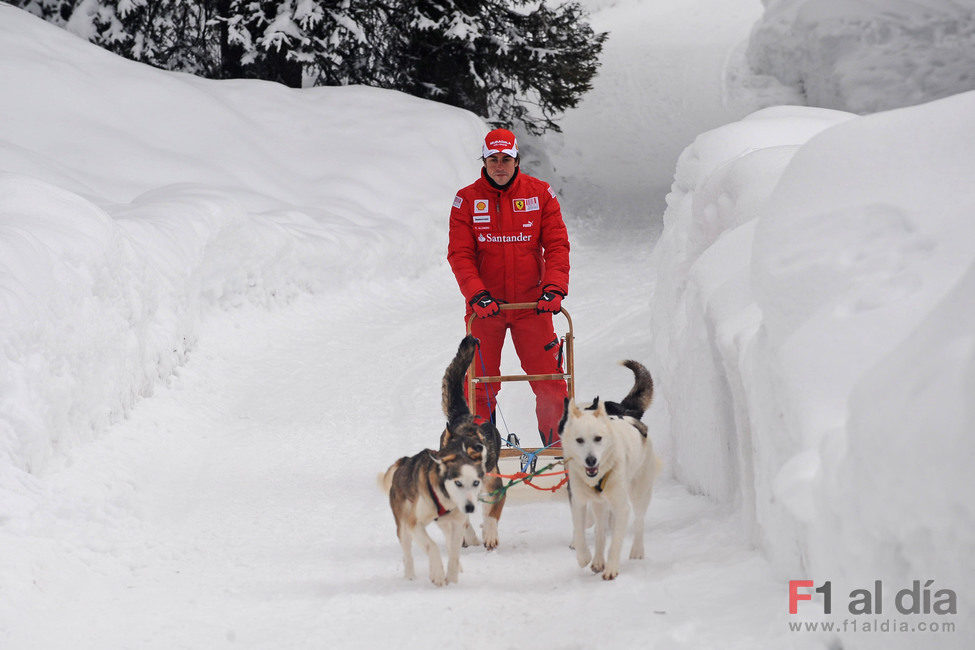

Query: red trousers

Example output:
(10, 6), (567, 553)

(467, 309), (567, 446)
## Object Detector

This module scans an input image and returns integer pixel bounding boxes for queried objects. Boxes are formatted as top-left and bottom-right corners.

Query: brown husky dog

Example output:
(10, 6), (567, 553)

(381, 438), (484, 586)
(559, 360), (659, 580)
(438, 335), (506, 549)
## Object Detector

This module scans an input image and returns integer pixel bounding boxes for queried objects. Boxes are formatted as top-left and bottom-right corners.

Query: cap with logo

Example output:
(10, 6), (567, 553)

(482, 128), (518, 159)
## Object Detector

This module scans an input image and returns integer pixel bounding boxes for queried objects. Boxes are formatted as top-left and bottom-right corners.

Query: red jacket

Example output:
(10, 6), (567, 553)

(448, 169), (570, 309)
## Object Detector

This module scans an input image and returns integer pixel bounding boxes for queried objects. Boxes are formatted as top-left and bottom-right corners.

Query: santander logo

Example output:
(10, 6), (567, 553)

(479, 233), (533, 243)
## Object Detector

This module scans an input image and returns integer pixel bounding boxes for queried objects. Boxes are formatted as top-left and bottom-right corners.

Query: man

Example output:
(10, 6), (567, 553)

(447, 128), (570, 446)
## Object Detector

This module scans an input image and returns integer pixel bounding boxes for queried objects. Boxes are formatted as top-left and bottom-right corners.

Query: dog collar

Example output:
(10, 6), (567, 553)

(595, 470), (612, 493)
(428, 479), (451, 518)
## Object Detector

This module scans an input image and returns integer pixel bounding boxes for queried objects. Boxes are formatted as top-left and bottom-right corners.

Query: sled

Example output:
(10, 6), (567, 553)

(466, 302), (574, 480)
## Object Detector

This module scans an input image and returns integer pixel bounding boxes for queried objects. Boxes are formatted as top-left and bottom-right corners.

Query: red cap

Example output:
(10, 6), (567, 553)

(482, 128), (518, 159)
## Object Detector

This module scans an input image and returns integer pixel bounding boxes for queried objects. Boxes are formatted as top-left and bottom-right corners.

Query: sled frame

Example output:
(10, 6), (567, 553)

(466, 302), (574, 459)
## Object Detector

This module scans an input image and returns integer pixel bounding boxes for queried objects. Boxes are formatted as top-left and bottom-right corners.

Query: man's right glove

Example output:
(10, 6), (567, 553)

(470, 290), (501, 318)
(536, 287), (564, 314)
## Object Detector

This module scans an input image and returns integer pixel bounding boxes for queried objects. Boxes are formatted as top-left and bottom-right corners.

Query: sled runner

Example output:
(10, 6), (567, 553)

(466, 302), (574, 485)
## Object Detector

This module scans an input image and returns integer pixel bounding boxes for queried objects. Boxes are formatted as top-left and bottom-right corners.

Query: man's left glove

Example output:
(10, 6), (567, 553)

(536, 287), (564, 314)
(470, 290), (502, 318)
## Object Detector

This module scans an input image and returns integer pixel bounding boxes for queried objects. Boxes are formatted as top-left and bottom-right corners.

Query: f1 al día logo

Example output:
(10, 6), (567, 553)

(788, 579), (959, 635)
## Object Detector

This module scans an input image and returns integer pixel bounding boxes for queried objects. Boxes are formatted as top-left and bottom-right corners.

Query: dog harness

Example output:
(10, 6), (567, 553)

(428, 479), (451, 518)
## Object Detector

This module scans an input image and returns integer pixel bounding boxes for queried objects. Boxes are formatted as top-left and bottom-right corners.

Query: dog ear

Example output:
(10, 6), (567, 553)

(466, 442), (484, 462)
(568, 400), (584, 418)
(595, 398), (609, 418)
(440, 425), (452, 448)
(428, 451), (446, 472)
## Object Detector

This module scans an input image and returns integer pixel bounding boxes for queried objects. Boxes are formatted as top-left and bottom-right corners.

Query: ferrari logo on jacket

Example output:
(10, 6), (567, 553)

(513, 197), (539, 212)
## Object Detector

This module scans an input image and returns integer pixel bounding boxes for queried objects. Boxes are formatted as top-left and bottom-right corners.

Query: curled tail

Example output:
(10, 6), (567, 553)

(442, 335), (478, 427)
(378, 458), (404, 495)
(618, 360), (654, 419)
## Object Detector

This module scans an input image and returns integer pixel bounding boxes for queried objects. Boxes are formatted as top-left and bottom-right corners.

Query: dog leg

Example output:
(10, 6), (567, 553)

(398, 524), (416, 580)
(602, 494), (630, 580)
(483, 476), (507, 551)
(481, 474), (505, 550)
(412, 524), (446, 586)
(438, 517), (464, 584)
(590, 501), (608, 574)
(570, 490), (591, 568)
(462, 518), (480, 547)
(629, 479), (654, 560)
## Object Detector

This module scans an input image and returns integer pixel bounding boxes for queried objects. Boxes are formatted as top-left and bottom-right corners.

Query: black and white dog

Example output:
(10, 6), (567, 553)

(438, 335), (506, 549)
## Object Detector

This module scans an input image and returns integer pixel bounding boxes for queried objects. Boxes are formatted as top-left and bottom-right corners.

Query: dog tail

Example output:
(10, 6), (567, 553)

(619, 360), (654, 419)
(378, 458), (403, 495)
(442, 335), (478, 426)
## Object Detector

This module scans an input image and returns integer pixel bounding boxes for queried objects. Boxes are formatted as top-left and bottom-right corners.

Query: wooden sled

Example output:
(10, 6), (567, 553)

(466, 302), (574, 477)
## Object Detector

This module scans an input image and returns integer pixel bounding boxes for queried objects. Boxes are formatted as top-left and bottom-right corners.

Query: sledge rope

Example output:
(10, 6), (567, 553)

(480, 462), (568, 503)
(472, 340), (569, 502)
(475, 344), (509, 435)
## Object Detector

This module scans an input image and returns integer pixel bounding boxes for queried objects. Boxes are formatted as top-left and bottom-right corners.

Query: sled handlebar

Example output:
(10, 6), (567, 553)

(465, 303), (575, 406)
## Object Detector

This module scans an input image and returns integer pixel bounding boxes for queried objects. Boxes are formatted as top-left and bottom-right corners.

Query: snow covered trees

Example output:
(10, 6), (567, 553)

(387, 0), (607, 133)
(12, 0), (604, 133)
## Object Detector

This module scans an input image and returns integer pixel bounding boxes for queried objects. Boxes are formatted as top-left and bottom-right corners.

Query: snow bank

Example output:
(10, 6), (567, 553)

(747, 0), (975, 113)
(0, 5), (485, 473)
(650, 92), (975, 645)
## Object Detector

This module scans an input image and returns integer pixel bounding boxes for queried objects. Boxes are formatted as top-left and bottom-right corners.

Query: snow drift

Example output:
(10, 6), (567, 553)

(649, 93), (975, 646)
(747, 0), (975, 113)
(0, 4), (485, 474)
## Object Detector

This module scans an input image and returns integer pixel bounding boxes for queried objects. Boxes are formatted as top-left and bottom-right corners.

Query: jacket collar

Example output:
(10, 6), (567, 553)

(479, 167), (520, 193)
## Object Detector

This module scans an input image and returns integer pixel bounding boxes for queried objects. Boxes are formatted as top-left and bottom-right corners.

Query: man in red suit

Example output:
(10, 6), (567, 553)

(447, 128), (570, 446)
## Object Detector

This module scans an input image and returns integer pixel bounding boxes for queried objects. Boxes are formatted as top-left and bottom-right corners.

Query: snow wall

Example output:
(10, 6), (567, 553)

(0, 5), (485, 475)
(649, 93), (975, 647)
(747, 0), (975, 113)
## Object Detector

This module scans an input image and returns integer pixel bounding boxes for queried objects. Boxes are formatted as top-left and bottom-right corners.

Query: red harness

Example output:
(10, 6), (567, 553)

(428, 479), (450, 518)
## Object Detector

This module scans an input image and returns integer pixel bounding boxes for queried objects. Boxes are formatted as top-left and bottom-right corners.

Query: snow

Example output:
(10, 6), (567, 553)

(649, 86), (975, 650)
(1, 0), (973, 648)
(747, 0), (975, 113)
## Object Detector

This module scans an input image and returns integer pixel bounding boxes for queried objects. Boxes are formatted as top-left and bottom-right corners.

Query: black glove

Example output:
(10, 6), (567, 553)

(536, 287), (564, 314)
(470, 291), (501, 318)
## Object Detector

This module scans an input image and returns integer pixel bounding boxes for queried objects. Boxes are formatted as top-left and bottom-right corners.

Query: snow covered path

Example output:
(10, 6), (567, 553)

(4, 224), (825, 649)
(549, 0), (772, 220)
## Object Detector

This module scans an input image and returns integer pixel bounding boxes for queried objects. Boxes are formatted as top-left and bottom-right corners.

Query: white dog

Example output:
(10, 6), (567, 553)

(559, 361), (659, 580)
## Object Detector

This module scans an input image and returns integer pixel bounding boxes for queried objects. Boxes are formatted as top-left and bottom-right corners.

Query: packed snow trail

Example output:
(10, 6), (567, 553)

(3, 223), (826, 649)
(546, 0), (780, 222)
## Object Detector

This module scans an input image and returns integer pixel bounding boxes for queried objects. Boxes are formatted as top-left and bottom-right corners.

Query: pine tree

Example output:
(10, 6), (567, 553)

(385, 0), (606, 134)
(11, 0), (78, 25)
(13, 0), (605, 134)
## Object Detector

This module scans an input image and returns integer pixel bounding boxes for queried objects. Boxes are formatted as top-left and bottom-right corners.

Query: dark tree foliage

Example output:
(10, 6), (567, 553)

(11, 0), (606, 134)
(387, 0), (606, 133)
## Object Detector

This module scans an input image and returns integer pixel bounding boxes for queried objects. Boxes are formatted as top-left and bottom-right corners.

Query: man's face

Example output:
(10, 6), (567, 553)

(484, 153), (518, 186)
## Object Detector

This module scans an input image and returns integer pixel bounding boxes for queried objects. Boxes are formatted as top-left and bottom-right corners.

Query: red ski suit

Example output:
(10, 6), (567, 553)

(447, 169), (570, 445)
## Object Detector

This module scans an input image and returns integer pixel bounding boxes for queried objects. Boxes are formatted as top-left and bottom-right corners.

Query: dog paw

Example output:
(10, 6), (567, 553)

(430, 572), (447, 587)
(629, 546), (644, 560)
(576, 548), (592, 568)
(481, 518), (498, 550)
(590, 558), (605, 574)
(601, 567), (619, 581)
(463, 525), (480, 548)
